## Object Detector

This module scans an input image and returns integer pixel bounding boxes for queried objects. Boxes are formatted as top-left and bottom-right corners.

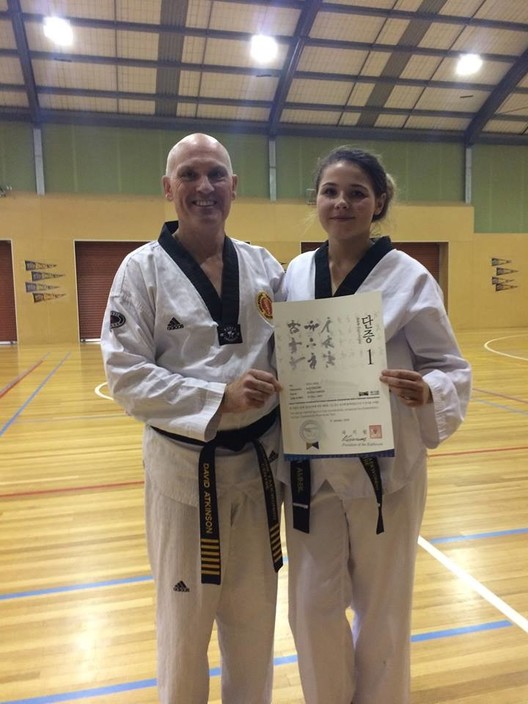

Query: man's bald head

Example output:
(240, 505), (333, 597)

(165, 133), (233, 177)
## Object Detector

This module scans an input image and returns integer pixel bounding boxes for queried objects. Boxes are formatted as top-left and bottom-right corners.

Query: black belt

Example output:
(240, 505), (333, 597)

(152, 408), (282, 584)
(290, 455), (385, 535)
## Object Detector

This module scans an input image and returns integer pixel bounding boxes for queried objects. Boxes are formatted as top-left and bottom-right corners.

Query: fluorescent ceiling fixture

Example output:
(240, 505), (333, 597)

(43, 16), (74, 46)
(250, 34), (278, 64)
(456, 53), (483, 76)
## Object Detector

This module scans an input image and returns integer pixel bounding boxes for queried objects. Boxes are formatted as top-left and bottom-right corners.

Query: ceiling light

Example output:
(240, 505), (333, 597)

(250, 35), (278, 64)
(43, 16), (74, 46)
(456, 53), (483, 76)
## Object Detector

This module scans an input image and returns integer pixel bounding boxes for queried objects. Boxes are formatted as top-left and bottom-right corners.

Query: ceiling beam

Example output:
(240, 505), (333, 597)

(11, 49), (282, 77)
(0, 11), (519, 70)
(321, 2), (528, 33)
(5, 0), (39, 122)
(5, 48), (523, 96)
(4, 82), (526, 126)
(155, 0), (187, 116)
(356, 0), (450, 129)
(465, 47), (528, 145)
(8, 5), (528, 36)
(1, 105), (527, 144)
(31, 84), (513, 121)
(0, 12), (516, 65)
(303, 38), (513, 65)
(268, 0), (325, 134)
(198, 0), (528, 38)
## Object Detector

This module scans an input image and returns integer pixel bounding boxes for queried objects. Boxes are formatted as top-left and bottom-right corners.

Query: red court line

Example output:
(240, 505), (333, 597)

(0, 445), (528, 499)
(0, 479), (144, 500)
(0, 355), (47, 399)
(4, 446), (527, 497)
(430, 444), (528, 459)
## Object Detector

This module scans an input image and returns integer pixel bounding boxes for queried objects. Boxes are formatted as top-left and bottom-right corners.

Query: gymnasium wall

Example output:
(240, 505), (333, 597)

(1, 120), (527, 343)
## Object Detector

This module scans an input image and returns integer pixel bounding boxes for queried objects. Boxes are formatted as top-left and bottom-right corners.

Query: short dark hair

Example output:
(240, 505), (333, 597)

(313, 146), (395, 221)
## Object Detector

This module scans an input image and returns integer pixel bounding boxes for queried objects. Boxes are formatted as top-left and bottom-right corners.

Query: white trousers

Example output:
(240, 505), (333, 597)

(285, 471), (427, 704)
(145, 472), (279, 704)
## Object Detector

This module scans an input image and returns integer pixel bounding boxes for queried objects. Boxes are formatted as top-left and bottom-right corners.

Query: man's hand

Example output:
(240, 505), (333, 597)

(379, 369), (432, 407)
(221, 369), (282, 413)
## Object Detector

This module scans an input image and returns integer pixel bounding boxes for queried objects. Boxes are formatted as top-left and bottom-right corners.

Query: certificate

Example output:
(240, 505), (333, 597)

(273, 291), (394, 460)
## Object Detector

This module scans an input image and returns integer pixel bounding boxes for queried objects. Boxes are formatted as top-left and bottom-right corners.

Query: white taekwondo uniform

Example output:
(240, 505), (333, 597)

(278, 238), (471, 704)
(101, 221), (285, 704)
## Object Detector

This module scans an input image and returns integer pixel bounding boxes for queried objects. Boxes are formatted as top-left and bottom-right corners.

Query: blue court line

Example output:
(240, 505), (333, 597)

(472, 398), (528, 416)
(0, 558), (289, 601)
(430, 527), (528, 543)
(410, 619), (511, 641)
(0, 679), (157, 704)
(274, 653), (298, 665)
(0, 575), (153, 601)
(2, 526), (526, 602)
(0, 353), (71, 437)
(0, 620), (513, 704)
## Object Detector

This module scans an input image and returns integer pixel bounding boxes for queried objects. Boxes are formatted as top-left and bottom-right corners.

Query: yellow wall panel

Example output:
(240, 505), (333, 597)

(1, 193), (526, 343)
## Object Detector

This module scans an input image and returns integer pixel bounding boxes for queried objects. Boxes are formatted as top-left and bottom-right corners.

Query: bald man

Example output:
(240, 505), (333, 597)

(101, 134), (284, 704)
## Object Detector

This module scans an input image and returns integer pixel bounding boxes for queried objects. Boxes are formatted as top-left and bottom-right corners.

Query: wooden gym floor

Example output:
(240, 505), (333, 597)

(1, 328), (527, 704)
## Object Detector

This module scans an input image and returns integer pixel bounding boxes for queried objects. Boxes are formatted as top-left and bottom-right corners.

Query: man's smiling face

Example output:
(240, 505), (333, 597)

(162, 135), (238, 236)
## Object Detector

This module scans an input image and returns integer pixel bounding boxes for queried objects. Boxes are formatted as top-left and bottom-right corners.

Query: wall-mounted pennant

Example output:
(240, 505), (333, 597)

(495, 267), (518, 276)
(25, 282), (60, 292)
(32, 293), (66, 303)
(30, 271), (64, 281)
(495, 283), (518, 291)
(25, 260), (57, 270)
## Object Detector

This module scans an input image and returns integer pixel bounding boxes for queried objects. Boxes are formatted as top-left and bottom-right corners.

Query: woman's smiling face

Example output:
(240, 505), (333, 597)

(316, 160), (386, 243)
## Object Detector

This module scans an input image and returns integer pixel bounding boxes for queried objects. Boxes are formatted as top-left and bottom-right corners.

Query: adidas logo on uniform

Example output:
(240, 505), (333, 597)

(173, 581), (190, 592)
(167, 317), (184, 331)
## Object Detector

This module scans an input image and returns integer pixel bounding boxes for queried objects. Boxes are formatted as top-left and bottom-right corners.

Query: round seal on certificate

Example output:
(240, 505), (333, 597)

(299, 419), (322, 450)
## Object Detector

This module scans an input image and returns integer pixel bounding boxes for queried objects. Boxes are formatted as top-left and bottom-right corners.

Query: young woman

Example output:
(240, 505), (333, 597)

(279, 146), (471, 704)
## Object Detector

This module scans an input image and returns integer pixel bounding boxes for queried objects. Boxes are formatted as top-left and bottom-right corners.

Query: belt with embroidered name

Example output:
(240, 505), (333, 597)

(152, 408), (282, 584)
(290, 455), (385, 535)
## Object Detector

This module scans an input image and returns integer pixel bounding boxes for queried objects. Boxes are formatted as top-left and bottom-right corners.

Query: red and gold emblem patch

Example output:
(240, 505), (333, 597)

(256, 291), (273, 320)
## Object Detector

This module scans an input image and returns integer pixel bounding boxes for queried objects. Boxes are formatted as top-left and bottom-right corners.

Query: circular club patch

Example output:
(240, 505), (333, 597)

(256, 291), (273, 320)
(110, 310), (126, 329)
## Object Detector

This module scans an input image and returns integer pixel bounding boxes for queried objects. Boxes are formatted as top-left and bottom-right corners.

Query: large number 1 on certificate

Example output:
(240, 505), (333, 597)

(273, 291), (395, 460)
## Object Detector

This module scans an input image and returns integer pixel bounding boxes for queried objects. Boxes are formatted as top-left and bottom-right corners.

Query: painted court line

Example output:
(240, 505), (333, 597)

(0, 575), (153, 601)
(0, 479), (144, 500)
(0, 679), (157, 704)
(0, 620), (513, 704)
(411, 619), (511, 642)
(484, 335), (528, 363)
(94, 382), (112, 401)
(0, 353), (71, 437)
(5, 441), (526, 498)
(430, 444), (528, 458)
(2, 524), (526, 601)
(431, 527), (528, 543)
(473, 398), (528, 416)
(473, 386), (528, 405)
(418, 535), (528, 634)
(14, 413), (125, 423)
(0, 355), (47, 399)
(0, 475), (80, 486)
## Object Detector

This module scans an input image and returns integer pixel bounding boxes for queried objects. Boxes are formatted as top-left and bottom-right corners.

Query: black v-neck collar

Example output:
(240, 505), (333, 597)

(314, 236), (393, 299)
(158, 221), (240, 326)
